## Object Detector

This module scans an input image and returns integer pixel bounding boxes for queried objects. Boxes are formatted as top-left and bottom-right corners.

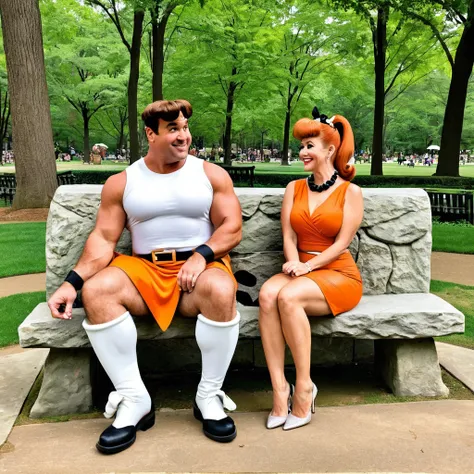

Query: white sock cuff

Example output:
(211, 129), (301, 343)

(197, 311), (240, 328)
(82, 311), (131, 332)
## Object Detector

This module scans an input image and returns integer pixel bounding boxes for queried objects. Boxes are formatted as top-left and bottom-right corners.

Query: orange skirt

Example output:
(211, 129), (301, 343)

(110, 254), (236, 331)
(298, 251), (363, 316)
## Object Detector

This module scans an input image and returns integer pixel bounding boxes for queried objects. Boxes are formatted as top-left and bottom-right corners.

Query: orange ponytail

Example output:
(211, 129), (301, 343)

(332, 115), (355, 181)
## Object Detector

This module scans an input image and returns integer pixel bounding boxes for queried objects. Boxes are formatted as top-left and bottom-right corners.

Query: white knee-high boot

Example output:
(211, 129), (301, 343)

(195, 312), (240, 420)
(82, 311), (151, 428)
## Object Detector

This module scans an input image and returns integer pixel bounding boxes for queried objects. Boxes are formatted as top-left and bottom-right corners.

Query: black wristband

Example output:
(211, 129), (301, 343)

(194, 244), (215, 264)
(64, 270), (84, 291)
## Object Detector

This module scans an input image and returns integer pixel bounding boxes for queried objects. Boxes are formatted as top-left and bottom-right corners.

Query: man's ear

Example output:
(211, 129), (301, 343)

(145, 126), (155, 141)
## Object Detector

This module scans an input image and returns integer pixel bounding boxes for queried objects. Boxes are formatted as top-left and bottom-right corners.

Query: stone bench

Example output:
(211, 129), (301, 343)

(19, 186), (465, 417)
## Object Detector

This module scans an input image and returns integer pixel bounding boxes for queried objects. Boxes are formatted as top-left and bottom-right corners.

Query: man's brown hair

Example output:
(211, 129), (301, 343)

(141, 100), (192, 134)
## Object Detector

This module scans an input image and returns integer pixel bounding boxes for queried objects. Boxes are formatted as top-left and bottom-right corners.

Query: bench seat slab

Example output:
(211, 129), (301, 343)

(20, 294), (464, 349)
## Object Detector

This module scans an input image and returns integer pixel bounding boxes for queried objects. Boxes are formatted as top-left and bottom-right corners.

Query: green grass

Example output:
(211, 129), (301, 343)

(432, 280), (474, 349)
(233, 161), (474, 177)
(0, 160), (128, 174)
(0, 222), (46, 277)
(432, 221), (474, 254)
(0, 292), (45, 347)
(3, 160), (474, 177)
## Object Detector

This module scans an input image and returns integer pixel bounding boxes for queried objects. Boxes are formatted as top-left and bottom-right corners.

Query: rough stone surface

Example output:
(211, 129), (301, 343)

(234, 210), (282, 254)
(30, 348), (93, 417)
(375, 338), (449, 397)
(357, 230), (392, 295)
(387, 232), (431, 294)
(46, 186), (433, 298)
(348, 232), (360, 262)
(231, 252), (285, 304)
(366, 211), (430, 244)
(20, 294), (464, 349)
(361, 188), (431, 227)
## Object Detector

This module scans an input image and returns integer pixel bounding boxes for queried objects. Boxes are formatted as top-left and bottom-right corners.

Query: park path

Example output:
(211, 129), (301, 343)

(0, 273), (46, 298)
(1, 252), (473, 299)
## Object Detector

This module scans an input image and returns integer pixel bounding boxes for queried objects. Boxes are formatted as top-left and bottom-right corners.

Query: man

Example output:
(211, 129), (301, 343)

(48, 100), (242, 454)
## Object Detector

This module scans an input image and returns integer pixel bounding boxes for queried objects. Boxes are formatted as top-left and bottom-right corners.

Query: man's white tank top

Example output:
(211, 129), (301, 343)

(123, 156), (214, 254)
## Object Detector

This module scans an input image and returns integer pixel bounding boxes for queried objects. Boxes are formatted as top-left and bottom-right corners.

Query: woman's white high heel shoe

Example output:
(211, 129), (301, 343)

(266, 384), (294, 429)
(283, 383), (317, 431)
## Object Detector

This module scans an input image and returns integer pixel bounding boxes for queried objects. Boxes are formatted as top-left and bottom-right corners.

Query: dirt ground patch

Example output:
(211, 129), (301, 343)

(0, 208), (48, 223)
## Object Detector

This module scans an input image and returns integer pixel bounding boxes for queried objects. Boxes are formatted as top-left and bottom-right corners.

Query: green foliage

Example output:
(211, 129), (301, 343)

(41, 0), (129, 152)
(1, 0), (469, 166)
(72, 169), (121, 184)
(221, 171), (474, 188)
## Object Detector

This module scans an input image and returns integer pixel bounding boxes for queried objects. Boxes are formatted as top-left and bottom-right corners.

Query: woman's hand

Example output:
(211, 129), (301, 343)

(282, 260), (312, 277)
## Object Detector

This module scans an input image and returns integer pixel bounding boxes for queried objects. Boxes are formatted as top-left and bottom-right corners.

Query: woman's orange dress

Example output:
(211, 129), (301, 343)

(290, 179), (362, 316)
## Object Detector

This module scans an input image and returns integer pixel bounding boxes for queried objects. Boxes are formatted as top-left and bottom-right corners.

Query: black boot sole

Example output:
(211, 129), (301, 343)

(96, 408), (155, 455)
(193, 405), (237, 443)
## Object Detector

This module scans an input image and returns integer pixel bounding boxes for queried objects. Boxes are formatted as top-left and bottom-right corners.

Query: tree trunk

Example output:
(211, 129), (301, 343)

(370, 6), (388, 176)
(152, 7), (171, 101)
(435, 9), (474, 177)
(129, 9), (144, 164)
(117, 113), (126, 152)
(223, 69), (238, 166)
(83, 110), (90, 164)
(281, 106), (291, 166)
(0, 0), (57, 209)
(0, 90), (10, 144)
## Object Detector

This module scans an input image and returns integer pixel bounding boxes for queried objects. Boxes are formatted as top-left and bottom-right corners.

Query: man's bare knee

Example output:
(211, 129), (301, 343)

(82, 268), (126, 304)
(195, 270), (236, 320)
(82, 268), (136, 323)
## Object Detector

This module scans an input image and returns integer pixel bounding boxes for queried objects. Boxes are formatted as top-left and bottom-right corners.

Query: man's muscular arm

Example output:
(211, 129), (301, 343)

(48, 172), (127, 319)
(178, 163), (242, 292)
(205, 162), (242, 256)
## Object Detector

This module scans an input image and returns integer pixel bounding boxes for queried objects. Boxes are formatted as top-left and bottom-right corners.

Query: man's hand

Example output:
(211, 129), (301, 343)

(48, 282), (77, 320)
(178, 253), (207, 292)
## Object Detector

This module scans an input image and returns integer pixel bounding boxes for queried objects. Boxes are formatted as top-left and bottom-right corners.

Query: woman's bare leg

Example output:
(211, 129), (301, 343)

(277, 277), (330, 418)
(259, 273), (293, 416)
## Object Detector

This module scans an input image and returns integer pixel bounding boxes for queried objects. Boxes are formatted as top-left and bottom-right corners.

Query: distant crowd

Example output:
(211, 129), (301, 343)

(1, 150), (14, 165)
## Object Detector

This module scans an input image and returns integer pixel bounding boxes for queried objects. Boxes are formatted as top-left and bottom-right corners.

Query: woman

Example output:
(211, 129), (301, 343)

(259, 107), (363, 431)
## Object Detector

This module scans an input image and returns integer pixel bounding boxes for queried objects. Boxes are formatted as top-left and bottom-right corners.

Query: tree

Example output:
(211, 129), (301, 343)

(0, 41), (10, 146)
(44, 3), (128, 163)
(267, 2), (353, 165)
(94, 103), (129, 152)
(402, 0), (474, 176)
(86, 0), (144, 164)
(165, 0), (272, 164)
(144, 0), (204, 101)
(334, 0), (441, 174)
(0, 0), (57, 209)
